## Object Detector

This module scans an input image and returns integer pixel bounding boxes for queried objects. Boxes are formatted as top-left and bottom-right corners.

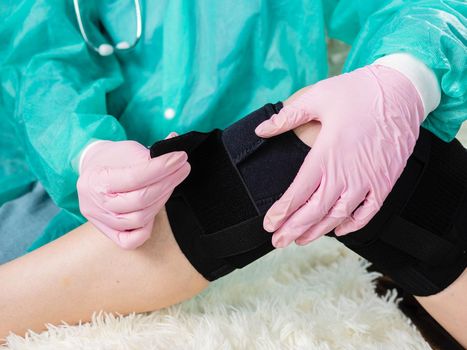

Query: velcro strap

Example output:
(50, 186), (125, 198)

(381, 215), (461, 266)
(151, 129), (268, 265)
(151, 129), (259, 235)
(199, 216), (269, 258)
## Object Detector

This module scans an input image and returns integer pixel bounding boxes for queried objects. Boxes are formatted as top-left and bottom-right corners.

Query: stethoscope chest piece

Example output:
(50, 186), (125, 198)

(73, 0), (142, 56)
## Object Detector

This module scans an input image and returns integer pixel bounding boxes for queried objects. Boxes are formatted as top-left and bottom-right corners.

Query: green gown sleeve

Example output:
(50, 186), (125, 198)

(0, 0), (127, 217)
(323, 0), (467, 142)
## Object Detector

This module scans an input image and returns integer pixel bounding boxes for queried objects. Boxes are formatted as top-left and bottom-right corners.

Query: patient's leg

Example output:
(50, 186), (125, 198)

(0, 111), (322, 341)
(1, 99), (465, 347)
(416, 270), (467, 348)
(0, 209), (208, 340)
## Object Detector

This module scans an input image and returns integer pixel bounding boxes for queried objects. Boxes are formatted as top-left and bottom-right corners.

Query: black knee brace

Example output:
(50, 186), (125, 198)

(151, 103), (307, 280)
(333, 129), (467, 296)
(150, 103), (467, 296)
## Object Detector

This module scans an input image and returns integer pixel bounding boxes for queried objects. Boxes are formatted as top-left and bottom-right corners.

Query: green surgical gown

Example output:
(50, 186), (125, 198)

(0, 0), (465, 248)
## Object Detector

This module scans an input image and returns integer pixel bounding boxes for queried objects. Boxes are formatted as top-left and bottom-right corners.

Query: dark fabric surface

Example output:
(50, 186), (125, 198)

(150, 103), (466, 295)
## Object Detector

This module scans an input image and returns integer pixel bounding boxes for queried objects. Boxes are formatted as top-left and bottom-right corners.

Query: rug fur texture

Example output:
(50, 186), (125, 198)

(3, 238), (431, 350)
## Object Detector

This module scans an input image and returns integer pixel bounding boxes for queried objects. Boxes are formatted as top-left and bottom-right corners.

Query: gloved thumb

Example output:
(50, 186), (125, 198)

(255, 105), (317, 138)
(255, 89), (319, 138)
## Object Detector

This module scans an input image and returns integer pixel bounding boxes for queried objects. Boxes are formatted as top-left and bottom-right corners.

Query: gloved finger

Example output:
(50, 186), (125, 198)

(325, 189), (368, 220)
(96, 192), (170, 231)
(92, 210), (148, 232)
(294, 216), (343, 246)
(89, 218), (152, 249)
(334, 195), (381, 236)
(255, 105), (319, 138)
(271, 181), (341, 248)
(263, 147), (324, 232)
(116, 221), (154, 250)
(103, 163), (190, 213)
(104, 151), (189, 193)
(293, 189), (367, 245)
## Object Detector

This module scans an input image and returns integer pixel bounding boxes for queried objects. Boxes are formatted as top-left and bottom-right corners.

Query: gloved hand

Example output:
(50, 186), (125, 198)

(255, 65), (425, 247)
(77, 134), (190, 249)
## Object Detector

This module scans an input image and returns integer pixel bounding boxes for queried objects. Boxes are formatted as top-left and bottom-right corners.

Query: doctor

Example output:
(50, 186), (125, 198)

(0, 0), (465, 252)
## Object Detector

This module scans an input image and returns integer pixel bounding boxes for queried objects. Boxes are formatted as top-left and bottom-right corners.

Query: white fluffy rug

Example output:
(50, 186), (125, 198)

(3, 237), (431, 350)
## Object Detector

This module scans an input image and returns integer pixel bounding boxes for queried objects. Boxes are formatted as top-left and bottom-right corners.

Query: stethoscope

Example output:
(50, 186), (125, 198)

(73, 0), (142, 56)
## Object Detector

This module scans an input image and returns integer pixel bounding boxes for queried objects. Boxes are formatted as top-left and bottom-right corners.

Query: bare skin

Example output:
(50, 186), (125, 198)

(415, 269), (467, 347)
(0, 103), (466, 346)
(0, 208), (208, 340)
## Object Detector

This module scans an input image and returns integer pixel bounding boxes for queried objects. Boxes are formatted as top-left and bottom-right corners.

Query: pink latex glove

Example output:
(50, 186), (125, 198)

(255, 65), (424, 247)
(77, 134), (190, 249)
